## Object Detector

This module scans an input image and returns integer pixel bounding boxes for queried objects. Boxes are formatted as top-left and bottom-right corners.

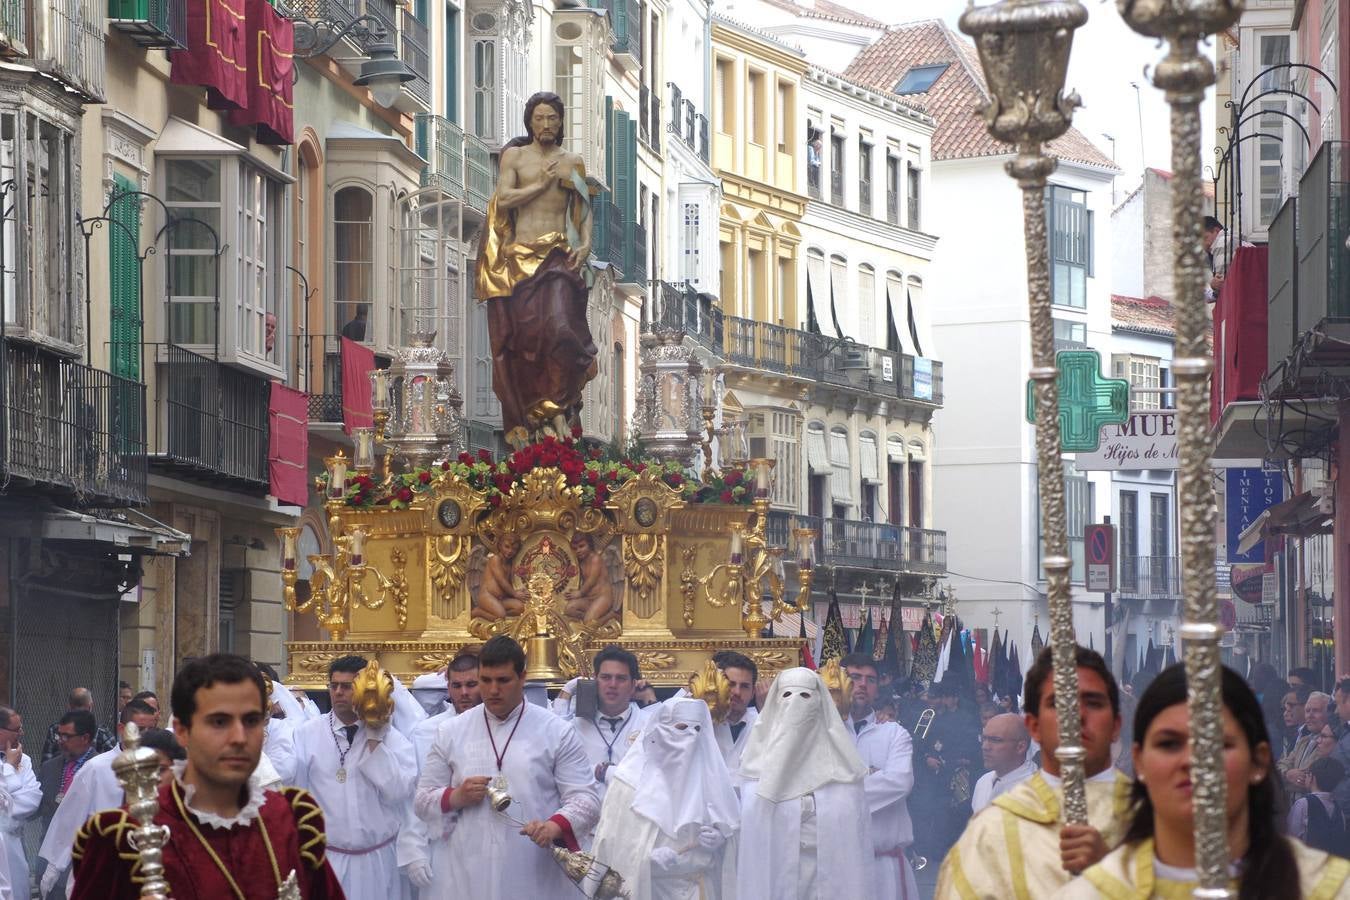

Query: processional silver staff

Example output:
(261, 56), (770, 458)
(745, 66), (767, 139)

(959, 0), (1093, 830)
(1119, 0), (1243, 895)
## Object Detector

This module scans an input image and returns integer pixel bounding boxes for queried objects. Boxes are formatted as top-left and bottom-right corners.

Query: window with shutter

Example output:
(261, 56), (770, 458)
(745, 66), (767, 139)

(613, 109), (636, 223)
(109, 173), (141, 380)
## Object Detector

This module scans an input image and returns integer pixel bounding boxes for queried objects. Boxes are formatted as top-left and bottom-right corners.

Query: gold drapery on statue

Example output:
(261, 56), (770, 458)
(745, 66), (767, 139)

(475, 166), (594, 301)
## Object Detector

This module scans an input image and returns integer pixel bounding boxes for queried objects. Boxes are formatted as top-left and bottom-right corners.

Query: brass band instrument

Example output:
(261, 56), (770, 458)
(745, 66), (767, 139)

(913, 708), (935, 740)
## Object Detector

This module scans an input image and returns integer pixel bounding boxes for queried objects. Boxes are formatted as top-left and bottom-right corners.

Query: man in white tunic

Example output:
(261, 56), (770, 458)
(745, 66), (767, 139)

(293, 654), (417, 899)
(555, 646), (654, 818)
(712, 652), (759, 777)
(37, 699), (158, 898)
(592, 699), (739, 900)
(736, 667), (871, 900)
(0, 706), (39, 898)
(970, 713), (1035, 813)
(399, 650), (482, 895)
(842, 652), (918, 900)
(414, 635), (599, 900)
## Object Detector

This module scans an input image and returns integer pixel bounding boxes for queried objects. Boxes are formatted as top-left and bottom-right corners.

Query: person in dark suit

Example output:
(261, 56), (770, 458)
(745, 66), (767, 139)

(36, 710), (97, 832)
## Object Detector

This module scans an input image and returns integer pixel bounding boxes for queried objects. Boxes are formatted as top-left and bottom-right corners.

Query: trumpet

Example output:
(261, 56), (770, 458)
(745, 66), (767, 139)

(913, 707), (935, 740)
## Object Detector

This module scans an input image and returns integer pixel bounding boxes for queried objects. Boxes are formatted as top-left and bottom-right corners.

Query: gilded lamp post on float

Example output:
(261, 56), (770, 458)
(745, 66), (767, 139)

(958, 0), (1090, 828)
(1118, 0), (1243, 894)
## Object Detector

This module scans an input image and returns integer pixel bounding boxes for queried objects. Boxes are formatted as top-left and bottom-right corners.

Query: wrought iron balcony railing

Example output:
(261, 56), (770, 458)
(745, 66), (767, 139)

(722, 316), (945, 405)
(37, 0), (106, 101)
(646, 280), (723, 355)
(465, 134), (493, 215)
(808, 164), (821, 200)
(768, 511), (947, 576)
(591, 193), (624, 273)
(886, 189), (898, 225)
(108, 0), (185, 48)
(859, 179), (872, 217)
(1118, 555), (1181, 599)
(620, 220), (647, 286)
(830, 167), (843, 206)
(0, 341), (148, 507)
(0, 0), (24, 54)
(400, 7), (429, 105)
(293, 334), (343, 423)
(153, 344), (269, 489)
(415, 113), (465, 196)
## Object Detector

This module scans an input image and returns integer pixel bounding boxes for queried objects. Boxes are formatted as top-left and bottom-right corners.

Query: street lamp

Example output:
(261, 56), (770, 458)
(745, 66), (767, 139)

(958, 0), (1091, 829)
(285, 9), (418, 109)
(1118, 0), (1243, 893)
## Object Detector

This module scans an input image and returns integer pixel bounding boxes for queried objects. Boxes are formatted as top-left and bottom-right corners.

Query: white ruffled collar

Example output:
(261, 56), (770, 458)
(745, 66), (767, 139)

(173, 760), (265, 830)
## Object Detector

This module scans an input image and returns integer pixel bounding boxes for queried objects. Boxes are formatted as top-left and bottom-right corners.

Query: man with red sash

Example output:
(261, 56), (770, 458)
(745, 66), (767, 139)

(69, 653), (346, 899)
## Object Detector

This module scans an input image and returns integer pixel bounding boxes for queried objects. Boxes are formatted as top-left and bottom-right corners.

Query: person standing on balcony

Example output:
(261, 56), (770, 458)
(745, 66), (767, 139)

(476, 91), (598, 449)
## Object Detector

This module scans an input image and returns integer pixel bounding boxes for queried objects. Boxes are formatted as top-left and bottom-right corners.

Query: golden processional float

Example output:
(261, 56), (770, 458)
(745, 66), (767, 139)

(274, 329), (816, 690)
(960, 0), (1240, 895)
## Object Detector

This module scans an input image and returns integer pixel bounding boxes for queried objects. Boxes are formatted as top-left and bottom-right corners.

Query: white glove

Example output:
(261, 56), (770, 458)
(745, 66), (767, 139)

(364, 722), (389, 741)
(697, 825), (725, 850)
(405, 860), (434, 889)
(650, 847), (679, 870)
(40, 865), (63, 897)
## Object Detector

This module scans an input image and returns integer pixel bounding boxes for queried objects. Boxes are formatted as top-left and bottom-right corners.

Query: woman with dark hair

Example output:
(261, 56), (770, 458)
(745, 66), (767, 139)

(1054, 664), (1350, 898)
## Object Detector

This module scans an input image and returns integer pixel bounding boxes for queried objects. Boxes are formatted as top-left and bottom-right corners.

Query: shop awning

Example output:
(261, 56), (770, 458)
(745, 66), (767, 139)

(829, 429), (853, 504)
(860, 434), (880, 484)
(20, 505), (192, 557)
(1236, 490), (1331, 554)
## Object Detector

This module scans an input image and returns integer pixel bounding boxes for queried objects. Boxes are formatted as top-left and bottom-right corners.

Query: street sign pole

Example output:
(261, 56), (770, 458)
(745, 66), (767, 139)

(1103, 515), (1112, 671)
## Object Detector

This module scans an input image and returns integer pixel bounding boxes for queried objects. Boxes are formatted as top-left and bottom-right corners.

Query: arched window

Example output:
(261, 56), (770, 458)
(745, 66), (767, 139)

(333, 186), (373, 343)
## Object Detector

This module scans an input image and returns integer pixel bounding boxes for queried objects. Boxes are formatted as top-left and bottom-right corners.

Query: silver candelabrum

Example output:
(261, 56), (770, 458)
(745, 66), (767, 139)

(959, 0), (1090, 828)
(1119, 0), (1243, 894)
(110, 722), (173, 900)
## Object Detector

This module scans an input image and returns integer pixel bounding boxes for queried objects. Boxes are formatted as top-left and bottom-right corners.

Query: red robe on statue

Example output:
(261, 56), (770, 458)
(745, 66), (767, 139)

(70, 783), (346, 899)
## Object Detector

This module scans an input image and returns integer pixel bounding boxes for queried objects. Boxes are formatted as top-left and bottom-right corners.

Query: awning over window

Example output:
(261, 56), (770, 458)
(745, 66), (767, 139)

(887, 437), (907, 462)
(860, 434), (880, 484)
(806, 425), (831, 474)
(829, 429), (852, 504)
(12, 505), (192, 557)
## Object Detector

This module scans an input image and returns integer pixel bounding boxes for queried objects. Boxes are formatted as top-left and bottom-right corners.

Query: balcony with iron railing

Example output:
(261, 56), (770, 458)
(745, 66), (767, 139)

(0, 0), (24, 53)
(415, 113), (465, 197)
(108, 0), (183, 47)
(808, 164), (821, 200)
(722, 316), (944, 405)
(859, 178), (872, 217)
(830, 166), (843, 206)
(647, 280), (723, 355)
(767, 511), (947, 576)
(0, 341), (148, 507)
(886, 189), (898, 225)
(620, 220), (647, 286)
(152, 344), (270, 489)
(400, 7), (430, 106)
(37, 0), (106, 101)
(1118, 555), (1181, 599)
(592, 192), (624, 273)
(465, 134), (493, 216)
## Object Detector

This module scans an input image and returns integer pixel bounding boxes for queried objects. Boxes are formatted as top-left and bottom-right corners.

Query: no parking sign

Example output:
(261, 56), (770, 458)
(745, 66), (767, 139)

(1085, 524), (1115, 592)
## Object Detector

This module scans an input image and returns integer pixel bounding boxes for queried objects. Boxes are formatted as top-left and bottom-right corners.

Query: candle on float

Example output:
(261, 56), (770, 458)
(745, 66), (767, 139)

(349, 528), (367, 567)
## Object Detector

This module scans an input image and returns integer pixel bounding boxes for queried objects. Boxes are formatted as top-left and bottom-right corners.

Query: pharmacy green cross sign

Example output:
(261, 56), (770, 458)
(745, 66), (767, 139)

(1025, 350), (1130, 452)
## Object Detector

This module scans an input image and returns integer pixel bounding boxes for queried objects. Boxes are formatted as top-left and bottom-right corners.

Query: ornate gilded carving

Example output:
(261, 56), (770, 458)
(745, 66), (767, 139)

(430, 535), (470, 619)
(622, 533), (664, 619)
(680, 545), (699, 627)
(413, 654), (449, 672)
(296, 652), (339, 672)
(635, 651), (677, 671)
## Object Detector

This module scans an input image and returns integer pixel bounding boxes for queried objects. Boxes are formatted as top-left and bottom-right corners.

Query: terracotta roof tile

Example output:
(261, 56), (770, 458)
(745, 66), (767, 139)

(1111, 295), (1176, 338)
(843, 19), (1116, 169)
(756, 0), (888, 30)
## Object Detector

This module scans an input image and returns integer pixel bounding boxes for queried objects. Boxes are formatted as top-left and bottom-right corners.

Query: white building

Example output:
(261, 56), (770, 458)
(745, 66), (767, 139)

(845, 19), (1120, 656)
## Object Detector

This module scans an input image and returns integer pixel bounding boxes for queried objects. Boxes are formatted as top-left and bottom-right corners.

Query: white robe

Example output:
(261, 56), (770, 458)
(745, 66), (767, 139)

(846, 712), (918, 900)
(263, 716), (297, 785)
(971, 758), (1036, 813)
(713, 708), (757, 778)
(413, 702), (600, 900)
(561, 701), (654, 826)
(37, 747), (123, 887)
(594, 777), (732, 900)
(0, 753), (40, 895)
(396, 707), (458, 898)
(293, 715), (417, 899)
(736, 780), (871, 900)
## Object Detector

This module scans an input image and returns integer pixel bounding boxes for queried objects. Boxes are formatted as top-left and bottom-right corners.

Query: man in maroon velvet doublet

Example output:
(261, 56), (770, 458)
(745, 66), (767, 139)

(69, 654), (345, 899)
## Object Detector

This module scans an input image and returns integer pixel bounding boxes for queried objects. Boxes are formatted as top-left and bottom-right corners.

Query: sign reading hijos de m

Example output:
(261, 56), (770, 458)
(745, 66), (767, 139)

(1074, 410), (1179, 471)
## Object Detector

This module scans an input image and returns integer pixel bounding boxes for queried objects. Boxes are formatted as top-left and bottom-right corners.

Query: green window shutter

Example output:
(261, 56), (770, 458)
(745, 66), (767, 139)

(109, 173), (141, 381)
(446, 7), (458, 122)
(604, 95), (615, 186)
(613, 110), (635, 223)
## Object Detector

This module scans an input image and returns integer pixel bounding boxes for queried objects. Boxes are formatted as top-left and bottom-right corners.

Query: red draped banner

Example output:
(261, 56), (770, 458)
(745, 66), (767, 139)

(1211, 245), (1269, 424)
(170, 0), (248, 110)
(227, 0), (295, 144)
(268, 382), (309, 507)
(341, 337), (375, 436)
